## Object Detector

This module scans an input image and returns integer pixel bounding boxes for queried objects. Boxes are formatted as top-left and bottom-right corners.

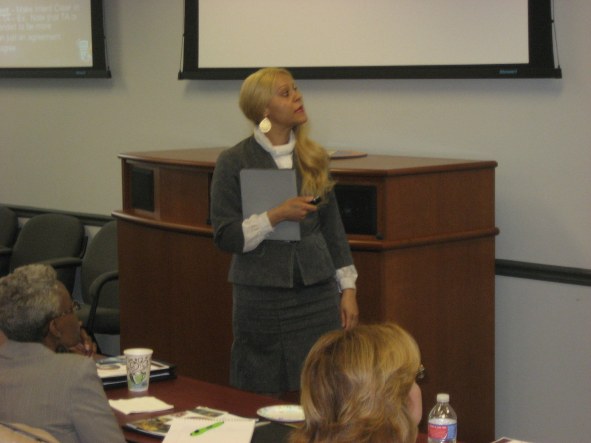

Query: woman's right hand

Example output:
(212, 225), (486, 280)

(69, 326), (97, 357)
(267, 196), (318, 226)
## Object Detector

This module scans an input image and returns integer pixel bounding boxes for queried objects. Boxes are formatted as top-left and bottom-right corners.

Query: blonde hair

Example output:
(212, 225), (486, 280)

(290, 323), (421, 443)
(239, 67), (334, 197)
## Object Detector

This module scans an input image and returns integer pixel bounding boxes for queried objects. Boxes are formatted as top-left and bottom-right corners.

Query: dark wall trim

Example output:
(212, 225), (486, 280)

(5, 204), (590, 287)
(7, 205), (113, 228)
(496, 259), (591, 287)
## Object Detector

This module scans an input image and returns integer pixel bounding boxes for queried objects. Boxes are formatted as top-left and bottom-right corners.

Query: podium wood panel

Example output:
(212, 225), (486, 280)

(114, 148), (497, 443)
(116, 220), (233, 384)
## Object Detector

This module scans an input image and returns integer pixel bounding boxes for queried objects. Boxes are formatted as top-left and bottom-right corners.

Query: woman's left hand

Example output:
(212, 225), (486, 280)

(340, 288), (359, 330)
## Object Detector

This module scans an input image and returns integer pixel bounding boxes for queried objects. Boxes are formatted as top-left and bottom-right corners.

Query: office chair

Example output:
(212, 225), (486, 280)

(8, 213), (85, 293)
(77, 220), (120, 339)
(0, 205), (18, 276)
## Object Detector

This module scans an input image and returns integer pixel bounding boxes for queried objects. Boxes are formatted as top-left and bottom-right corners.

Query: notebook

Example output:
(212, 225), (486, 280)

(96, 356), (176, 388)
(125, 406), (252, 439)
(240, 169), (300, 241)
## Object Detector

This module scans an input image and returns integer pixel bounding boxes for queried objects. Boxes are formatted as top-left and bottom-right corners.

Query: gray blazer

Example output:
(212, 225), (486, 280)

(210, 136), (353, 288)
(0, 340), (125, 443)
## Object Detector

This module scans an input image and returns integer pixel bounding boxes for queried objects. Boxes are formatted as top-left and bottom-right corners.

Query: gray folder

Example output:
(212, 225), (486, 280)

(240, 168), (301, 241)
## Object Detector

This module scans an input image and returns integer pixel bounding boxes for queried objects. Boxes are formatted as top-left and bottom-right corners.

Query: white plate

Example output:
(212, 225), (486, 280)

(257, 405), (305, 422)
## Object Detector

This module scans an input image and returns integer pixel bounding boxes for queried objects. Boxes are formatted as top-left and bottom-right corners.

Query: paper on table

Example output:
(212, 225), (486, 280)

(492, 439), (533, 443)
(109, 396), (174, 415)
(162, 418), (255, 443)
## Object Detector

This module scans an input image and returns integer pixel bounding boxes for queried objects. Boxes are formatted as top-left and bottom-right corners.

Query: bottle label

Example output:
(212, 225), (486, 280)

(428, 422), (457, 440)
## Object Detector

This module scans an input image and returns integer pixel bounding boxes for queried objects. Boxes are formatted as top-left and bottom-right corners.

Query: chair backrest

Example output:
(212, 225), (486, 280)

(9, 213), (85, 292)
(80, 220), (118, 307)
(0, 206), (18, 276)
(0, 205), (18, 247)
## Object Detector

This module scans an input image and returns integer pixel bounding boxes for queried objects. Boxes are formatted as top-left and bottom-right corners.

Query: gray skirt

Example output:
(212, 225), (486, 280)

(230, 278), (341, 393)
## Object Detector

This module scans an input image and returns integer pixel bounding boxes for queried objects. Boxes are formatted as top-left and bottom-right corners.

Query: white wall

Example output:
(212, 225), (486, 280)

(1, 1), (589, 441)
(496, 277), (590, 442)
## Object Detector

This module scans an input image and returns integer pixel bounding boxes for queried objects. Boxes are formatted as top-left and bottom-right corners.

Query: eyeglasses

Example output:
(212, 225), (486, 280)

(416, 364), (426, 382)
(55, 300), (81, 319)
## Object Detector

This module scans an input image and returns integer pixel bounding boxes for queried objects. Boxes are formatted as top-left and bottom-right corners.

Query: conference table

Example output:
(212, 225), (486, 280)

(106, 376), (432, 443)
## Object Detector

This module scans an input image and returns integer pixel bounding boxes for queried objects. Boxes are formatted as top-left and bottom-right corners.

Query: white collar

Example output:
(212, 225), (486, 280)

(254, 127), (296, 158)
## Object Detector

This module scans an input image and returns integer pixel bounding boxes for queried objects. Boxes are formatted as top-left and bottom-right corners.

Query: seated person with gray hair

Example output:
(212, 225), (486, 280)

(0, 264), (125, 443)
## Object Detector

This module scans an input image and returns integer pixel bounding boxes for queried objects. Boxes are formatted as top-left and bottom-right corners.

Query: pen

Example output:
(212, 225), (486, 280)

(190, 421), (223, 437)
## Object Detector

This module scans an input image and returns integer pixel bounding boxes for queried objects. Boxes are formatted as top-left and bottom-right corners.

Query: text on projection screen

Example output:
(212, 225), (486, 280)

(0, 0), (93, 68)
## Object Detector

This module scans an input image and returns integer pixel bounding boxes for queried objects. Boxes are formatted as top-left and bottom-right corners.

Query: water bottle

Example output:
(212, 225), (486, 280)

(427, 393), (457, 443)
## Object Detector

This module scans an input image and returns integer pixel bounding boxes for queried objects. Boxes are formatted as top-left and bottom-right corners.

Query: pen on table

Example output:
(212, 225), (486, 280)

(190, 421), (223, 437)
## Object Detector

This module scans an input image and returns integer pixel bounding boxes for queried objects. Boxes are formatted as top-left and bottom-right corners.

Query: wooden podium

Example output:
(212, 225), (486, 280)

(113, 148), (497, 443)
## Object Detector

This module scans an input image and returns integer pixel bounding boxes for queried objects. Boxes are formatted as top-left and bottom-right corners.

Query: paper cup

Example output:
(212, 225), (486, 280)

(123, 348), (153, 392)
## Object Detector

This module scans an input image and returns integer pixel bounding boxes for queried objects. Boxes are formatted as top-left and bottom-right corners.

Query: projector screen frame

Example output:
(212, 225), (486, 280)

(0, 0), (111, 79)
(179, 0), (561, 80)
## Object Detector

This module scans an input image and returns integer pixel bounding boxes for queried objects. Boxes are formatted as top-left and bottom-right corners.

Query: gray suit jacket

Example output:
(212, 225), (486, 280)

(0, 340), (125, 443)
(211, 136), (353, 288)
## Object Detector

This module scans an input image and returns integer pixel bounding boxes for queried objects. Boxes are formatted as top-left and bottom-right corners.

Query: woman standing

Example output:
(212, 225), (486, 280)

(210, 67), (358, 395)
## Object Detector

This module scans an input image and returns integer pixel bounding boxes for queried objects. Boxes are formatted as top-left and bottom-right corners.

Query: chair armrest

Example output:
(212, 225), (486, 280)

(37, 256), (83, 270)
(0, 246), (12, 257)
(87, 270), (119, 333)
(88, 270), (119, 301)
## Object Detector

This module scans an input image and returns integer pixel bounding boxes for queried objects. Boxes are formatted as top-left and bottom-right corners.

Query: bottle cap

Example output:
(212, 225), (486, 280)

(436, 393), (450, 403)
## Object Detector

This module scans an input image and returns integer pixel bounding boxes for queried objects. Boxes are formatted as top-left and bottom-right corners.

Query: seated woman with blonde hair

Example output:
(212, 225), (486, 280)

(289, 323), (423, 443)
